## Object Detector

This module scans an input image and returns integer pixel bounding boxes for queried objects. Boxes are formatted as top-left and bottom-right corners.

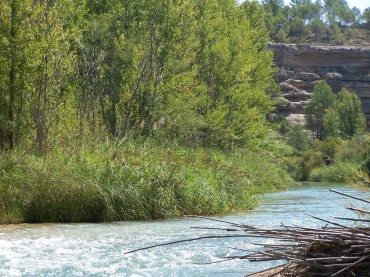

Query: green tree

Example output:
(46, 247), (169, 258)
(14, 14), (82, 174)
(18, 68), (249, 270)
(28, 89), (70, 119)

(291, 0), (321, 23)
(323, 107), (340, 138)
(0, 0), (77, 151)
(334, 88), (366, 138)
(0, 0), (43, 150)
(29, 0), (73, 151)
(118, 0), (199, 138)
(310, 17), (326, 40)
(192, 0), (276, 147)
(289, 16), (308, 39)
(304, 81), (337, 139)
(76, 14), (115, 136)
(0, 0), (280, 152)
(361, 7), (370, 29)
(276, 28), (288, 42)
(322, 88), (366, 139)
(263, 0), (289, 42)
(350, 7), (361, 26)
(287, 125), (311, 151)
(263, 0), (285, 17)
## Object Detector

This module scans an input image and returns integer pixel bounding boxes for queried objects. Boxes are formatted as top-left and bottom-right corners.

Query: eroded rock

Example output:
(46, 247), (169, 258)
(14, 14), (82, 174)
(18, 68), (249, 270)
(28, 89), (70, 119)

(268, 43), (370, 125)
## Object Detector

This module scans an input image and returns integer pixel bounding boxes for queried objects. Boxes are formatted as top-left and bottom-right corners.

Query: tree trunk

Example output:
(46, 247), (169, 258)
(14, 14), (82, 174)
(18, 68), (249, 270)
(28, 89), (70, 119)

(8, 0), (17, 150)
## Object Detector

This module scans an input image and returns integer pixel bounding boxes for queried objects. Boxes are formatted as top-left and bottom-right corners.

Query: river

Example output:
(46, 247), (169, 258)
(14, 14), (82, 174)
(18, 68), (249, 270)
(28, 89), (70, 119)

(0, 182), (368, 276)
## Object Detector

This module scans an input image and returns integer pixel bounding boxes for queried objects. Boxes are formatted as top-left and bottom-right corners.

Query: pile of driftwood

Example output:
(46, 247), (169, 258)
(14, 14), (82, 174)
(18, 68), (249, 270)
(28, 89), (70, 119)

(244, 189), (370, 276)
(235, 223), (370, 276)
(125, 189), (370, 277)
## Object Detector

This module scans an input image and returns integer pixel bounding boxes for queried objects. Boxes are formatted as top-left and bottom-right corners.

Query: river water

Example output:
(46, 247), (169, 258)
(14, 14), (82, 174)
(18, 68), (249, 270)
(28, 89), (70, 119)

(1, 183), (369, 276)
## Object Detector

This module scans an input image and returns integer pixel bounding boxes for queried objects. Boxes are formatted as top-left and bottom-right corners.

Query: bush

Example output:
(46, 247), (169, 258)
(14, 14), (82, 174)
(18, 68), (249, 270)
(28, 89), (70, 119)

(335, 135), (370, 164)
(308, 162), (358, 182)
(292, 135), (370, 182)
(293, 138), (342, 180)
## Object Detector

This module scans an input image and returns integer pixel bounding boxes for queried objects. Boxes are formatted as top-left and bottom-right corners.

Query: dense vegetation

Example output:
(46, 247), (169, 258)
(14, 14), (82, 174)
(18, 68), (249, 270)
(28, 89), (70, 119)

(283, 81), (369, 183)
(1, 0), (278, 151)
(0, 0), (292, 224)
(0, 140), (291, 224)
(1, 0), (369, 224)
(262, 0), (370, 45)
(266, 0), (370, 186)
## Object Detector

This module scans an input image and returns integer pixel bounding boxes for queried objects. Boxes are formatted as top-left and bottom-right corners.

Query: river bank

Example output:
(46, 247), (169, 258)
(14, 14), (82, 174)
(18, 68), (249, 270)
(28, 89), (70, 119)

(0, 139), (291, 224)
(0, 183), (366, 276)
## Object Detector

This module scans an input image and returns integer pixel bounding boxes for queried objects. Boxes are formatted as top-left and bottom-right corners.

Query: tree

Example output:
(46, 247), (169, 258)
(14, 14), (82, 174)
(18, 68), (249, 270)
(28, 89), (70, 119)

(322, 88), (366, 139)
(333, 88), (366, 138)
(324, 0), (339, 26)
(191, 0), (276, 147)
(117, 0), (199, 138)
(0, 0), (36, 150)
(76, 14), (115, 136)
(276, 28), (288, 42)
(291, 0), (321, 23)
(323, 107), (340, 138)
(29, 0), (73, 151)
(262, 0), (289, 41)
(289, 17), (308, 39)
(287, 125), (311, 151)
(304, 81), (337, 139)
(350, 7), (361, 26)
(310, 17), (326, 40)
(0, 0), (19, 149)
(361, 7), (370, 29)
(0, 0), (77, 151)
(263, 0), (285, 17)
(0, 0), (280, 152)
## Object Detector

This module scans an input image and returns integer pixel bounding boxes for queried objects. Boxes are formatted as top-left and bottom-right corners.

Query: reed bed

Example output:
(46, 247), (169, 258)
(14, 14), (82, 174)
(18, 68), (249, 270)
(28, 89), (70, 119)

(0, 139), (290, 224)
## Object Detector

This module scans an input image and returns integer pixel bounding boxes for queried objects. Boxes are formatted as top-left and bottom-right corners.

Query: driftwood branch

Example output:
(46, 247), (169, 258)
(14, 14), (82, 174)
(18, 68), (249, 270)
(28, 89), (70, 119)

(331, 255), (370, 277)
(346, 207), (370, 215)
(124, 234), (278, 255)
(333, 216), (370, 223)
(330, 189), (370, 204)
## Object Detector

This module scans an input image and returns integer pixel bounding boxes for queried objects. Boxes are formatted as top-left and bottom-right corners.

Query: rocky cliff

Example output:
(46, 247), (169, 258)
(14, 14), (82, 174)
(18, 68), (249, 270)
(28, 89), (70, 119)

(268, 43), (370, 127)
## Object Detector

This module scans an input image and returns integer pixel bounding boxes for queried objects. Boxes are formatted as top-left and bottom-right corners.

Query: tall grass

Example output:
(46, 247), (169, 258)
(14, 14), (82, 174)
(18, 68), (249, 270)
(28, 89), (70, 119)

(308, 162), (360, 183)
(0, 139), (291, 224)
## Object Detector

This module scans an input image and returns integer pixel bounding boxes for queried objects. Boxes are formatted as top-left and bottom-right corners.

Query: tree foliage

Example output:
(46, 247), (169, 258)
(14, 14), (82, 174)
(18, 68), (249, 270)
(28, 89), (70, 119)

(287, 125), (310, 151)
(304, 81), (337, 139)
(0, 0), (277, 152)
(332, 88), (367, 138)
(262, 0), (368, 43)
(305, 82), (366, 140)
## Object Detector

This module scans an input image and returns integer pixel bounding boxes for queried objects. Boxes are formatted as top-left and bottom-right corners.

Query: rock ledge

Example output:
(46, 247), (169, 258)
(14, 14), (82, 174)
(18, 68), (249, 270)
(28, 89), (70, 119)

(268, 43), (370, 126)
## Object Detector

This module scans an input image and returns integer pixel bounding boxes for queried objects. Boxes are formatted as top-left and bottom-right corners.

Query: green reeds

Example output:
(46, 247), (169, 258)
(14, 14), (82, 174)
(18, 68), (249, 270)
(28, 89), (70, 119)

(308, 162), (360, 182)
(0, 140), (290, 224)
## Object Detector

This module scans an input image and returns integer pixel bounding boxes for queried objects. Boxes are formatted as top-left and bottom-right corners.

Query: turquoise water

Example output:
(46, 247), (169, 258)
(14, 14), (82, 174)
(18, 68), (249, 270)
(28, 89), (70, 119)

(0, 183), (368, 276)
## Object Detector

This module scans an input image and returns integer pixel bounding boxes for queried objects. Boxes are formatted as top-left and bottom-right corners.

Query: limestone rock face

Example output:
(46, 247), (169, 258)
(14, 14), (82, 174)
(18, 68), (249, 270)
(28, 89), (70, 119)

(268, 43), (370, 127)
